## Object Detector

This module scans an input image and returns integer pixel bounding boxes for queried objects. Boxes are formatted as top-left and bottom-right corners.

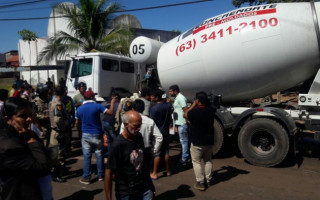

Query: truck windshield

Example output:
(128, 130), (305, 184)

(71, 58), (93, 78)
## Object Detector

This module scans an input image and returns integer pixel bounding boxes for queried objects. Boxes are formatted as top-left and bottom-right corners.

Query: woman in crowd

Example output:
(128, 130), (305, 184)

(0, 97), (51, 200)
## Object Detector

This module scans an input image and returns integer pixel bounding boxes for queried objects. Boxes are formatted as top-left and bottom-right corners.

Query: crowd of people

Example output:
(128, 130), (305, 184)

(0, 76), (217, 200)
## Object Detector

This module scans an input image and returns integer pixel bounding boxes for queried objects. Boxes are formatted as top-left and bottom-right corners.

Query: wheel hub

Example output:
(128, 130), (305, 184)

(252, 131), (275, 152)
(259, 137), (270, 147)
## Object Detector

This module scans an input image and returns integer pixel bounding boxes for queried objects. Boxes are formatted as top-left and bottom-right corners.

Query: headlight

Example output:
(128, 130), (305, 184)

(300, 96), (306, 103)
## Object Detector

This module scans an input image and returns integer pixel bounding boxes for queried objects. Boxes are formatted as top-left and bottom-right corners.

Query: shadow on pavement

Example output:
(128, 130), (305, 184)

(59, 189), (103, 200)
(155, 184), (195, 200)
(72, 139), (82, 148)
(213, 135), (241, 159)
(212, 165), (250, 185)
(65, 158), (77, 166)
(71, 148), (83, 157)
(64, 168), (82, 180)
(149, 137), (193, 180)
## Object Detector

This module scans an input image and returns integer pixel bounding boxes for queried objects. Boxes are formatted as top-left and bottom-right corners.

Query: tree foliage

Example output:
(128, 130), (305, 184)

(39, 0), (133, 62)
(232, 0), (308, 7)
(171, 30), (182, 34)
(18, 29), (38, 43)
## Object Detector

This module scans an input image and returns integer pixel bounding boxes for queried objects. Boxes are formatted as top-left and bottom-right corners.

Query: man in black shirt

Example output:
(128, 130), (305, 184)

(184, 91), (215, 191)
(105, 111), (155, 200)
(149, 89), (172, 180)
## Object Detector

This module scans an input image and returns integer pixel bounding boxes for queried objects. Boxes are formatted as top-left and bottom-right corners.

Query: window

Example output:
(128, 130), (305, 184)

(102, 59), (119, 72)
(120, 61), (134, 73)
(71, 58), (92, 78)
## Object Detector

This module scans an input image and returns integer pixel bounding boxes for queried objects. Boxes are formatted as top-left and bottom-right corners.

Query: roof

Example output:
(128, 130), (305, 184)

(6, 55), (19, 63)
(73, 52), (132, 61)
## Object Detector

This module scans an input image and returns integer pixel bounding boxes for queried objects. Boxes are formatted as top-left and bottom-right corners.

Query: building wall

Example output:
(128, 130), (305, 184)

(5, 51), (18, 59)
(132, 28), (180, 43)
(17, 2), (179, 86)
(18, 27), (179, 85)
(19, 39), (47, 66)
(0, 54), (5, 67)
(19, 39), (64, 85)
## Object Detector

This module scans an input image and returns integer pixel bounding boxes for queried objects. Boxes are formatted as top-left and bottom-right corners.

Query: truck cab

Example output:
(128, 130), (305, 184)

(66, 52), (143, 99)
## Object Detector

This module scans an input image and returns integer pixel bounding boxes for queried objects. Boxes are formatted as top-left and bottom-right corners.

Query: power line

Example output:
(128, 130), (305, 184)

(0, 0), (213, 21)
(0, 0), (39, 6)
(0, 0), (68, 13)
(0, 5), (53, 13)
(0, 0), (48, 9)
(0, 0), (31, 6)
(117, 0), (213, 13)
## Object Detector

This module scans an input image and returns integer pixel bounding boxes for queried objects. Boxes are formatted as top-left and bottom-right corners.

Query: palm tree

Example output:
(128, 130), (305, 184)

(18, 29), (38, 66)
(39, 0), (133, 63)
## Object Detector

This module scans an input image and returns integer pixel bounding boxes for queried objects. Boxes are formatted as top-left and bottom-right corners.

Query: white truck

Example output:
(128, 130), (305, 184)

(67, 2), (320, 167)
(66, 52), (145, 99)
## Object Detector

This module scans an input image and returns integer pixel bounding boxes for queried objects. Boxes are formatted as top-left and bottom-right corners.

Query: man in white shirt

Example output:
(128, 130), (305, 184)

(120, 99), (163, 165)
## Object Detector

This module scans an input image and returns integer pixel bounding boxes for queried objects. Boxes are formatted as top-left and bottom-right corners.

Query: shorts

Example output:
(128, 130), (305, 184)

(154, 137), (170, 157)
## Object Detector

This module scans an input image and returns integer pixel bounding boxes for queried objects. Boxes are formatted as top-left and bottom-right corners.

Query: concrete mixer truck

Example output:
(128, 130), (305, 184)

(66, 1), (320, 167)
(129, 1), (320, 167)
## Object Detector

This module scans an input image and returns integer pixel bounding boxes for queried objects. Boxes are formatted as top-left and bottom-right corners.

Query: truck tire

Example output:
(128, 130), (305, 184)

(213, 119), (224, 156)
(238, 118), (289, 167)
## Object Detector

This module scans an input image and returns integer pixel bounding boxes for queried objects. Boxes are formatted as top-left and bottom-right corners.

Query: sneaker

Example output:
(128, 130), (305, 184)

(180, 158), (191, 165)
(52, 177), (66, 183)
(180, 159), (187, 165)
(79, 178), (90, 185)
(194, 182), (206, 191)
(98, 176), (104, 181)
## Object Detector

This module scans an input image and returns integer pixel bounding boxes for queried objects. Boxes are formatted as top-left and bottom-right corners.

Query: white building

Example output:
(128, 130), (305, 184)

(18, 2), (179, 86)
(19, 2), (79, 85)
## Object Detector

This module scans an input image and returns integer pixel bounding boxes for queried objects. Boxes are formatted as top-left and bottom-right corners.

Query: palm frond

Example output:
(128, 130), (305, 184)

(100, 25), (133, 55)
(38, 32), (80, 63)
(40, 0), (131, 60)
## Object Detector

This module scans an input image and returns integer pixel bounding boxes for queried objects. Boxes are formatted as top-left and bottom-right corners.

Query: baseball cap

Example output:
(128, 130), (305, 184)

(84, 90), (95, 99)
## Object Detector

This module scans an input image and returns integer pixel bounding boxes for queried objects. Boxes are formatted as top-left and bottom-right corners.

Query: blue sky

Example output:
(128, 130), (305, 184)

(0, 0), (239, 53)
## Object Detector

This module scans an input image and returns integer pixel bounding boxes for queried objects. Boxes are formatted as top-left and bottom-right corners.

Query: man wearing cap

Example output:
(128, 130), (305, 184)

(73, 82), (87, 108)
(75, 90), (117, 184)
(73, 82), (87, 139)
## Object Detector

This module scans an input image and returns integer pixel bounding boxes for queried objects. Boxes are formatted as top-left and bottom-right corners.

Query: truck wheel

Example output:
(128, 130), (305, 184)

(213, 119), (224, 156)
(238, 118), (289, 167)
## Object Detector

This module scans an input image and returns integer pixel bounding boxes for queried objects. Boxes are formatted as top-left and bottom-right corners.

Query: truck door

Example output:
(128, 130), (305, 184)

(66, 57), (94, 98)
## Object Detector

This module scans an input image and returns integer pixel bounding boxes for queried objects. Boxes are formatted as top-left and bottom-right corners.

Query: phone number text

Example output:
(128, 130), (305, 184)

(176, 18), (278, 56)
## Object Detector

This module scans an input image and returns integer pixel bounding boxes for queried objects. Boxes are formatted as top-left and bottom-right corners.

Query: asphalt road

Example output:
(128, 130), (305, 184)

(52, 133), (320, 200)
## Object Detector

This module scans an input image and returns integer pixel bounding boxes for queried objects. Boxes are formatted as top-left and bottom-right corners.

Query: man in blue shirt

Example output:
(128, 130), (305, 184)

(75, 90), (116, 184)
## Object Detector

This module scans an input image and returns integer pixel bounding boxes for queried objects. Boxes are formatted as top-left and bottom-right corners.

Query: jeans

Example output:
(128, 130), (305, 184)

(190, 143), (214, 183)
(178, 124), (189, 161)
(103, 121), (117, 156)
(119, 188), (154, 200)
(38, 175), (53, 200)
(81, 133), (105, 180)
